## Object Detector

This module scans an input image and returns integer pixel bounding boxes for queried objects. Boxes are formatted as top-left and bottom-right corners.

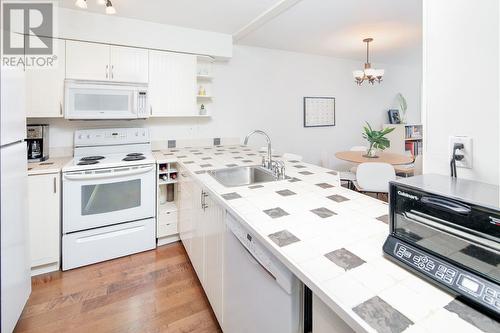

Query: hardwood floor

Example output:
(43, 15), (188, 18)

(15, 242), (222, 333)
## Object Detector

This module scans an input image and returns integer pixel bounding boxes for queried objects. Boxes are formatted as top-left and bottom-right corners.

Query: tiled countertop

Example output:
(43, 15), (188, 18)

(27, 157), (72, 176)
(155, 145), (499, 333)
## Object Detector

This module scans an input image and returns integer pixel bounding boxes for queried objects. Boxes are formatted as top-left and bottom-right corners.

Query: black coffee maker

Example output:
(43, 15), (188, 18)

(27, 125), (49, 162)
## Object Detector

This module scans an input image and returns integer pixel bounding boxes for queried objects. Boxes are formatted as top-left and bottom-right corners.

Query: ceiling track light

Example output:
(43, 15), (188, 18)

(352, 38), (384, 86)
(75, 0), (87, 9)
(105, 0), (116, 14)
(75, 0), (116, 14)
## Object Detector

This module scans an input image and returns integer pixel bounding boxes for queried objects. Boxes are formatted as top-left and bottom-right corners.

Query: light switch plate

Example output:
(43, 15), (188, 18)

(449, 136), (472, 169)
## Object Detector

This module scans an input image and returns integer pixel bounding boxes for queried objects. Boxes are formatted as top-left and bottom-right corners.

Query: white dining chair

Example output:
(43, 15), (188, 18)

(354, 162), (396, 198)
(282, 153), (303, 161)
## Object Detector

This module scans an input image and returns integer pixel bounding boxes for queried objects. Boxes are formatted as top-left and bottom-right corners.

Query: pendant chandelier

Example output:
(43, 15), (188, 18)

(75, 0), (116, 14)
(352, 38), (384, 86)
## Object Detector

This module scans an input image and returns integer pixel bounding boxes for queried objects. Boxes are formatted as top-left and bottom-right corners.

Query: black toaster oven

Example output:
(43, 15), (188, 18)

(383, 174), (500, 317)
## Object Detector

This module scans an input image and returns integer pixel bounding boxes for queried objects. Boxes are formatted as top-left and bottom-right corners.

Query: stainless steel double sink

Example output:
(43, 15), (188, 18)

(208, 165), (280, 187)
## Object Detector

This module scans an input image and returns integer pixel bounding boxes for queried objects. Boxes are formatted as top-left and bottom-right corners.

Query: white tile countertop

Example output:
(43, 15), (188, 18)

(155, 145), (499, 333)
(27, 157), (72, 176)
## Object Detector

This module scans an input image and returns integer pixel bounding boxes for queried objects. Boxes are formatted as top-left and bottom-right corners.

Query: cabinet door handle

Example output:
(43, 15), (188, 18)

(150, 105), (152, 115)
(111, 65), (114, 79)
(59, 102), (63, 115)
(106, 65), (109, 79)
(53, 177), (57, 193)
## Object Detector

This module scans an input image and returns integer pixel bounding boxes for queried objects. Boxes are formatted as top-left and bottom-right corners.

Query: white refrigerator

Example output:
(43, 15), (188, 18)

(1, 65), (31, 332)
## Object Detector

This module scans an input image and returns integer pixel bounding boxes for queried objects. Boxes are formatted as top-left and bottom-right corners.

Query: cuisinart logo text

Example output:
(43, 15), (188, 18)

(397, 191), (419, 201)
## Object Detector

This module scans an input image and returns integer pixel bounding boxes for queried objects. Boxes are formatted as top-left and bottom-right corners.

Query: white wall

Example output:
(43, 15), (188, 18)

(35, 45), (421, 169)
(423, 0), (499, 185)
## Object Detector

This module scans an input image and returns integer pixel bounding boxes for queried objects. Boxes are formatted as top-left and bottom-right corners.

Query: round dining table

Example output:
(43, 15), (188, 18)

(335, 151), (413, 165)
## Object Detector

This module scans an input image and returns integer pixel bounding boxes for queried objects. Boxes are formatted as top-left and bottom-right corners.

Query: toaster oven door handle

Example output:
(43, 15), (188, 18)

(421, 196), (471, 215)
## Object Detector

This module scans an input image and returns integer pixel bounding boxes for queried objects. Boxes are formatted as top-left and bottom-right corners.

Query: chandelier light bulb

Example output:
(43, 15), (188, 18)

(75, 0), (87, 9)
(97, 0), (106, 5)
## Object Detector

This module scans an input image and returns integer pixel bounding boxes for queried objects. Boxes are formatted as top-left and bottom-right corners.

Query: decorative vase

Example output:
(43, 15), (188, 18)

(365, 145), (378, 158)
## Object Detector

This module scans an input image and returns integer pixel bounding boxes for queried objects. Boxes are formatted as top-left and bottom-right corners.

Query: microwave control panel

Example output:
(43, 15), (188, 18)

(384, 236), (500, 315)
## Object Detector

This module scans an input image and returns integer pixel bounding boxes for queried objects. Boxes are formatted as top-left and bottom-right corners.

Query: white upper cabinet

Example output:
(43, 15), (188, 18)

(66, 41), (148, 83)
(66, 40), (109, 81)
(109, 46), (148, 83)
(26, 38), (65, 118)
(149, 50), (196, 117)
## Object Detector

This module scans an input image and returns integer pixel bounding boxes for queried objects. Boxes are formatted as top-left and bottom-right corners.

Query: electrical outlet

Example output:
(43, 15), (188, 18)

(449, 136), (472, 169)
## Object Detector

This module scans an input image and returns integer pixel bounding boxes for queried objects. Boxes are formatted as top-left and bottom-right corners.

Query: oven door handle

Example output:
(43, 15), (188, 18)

(64, 166), (154, 181)
(421, 196), (471, 215)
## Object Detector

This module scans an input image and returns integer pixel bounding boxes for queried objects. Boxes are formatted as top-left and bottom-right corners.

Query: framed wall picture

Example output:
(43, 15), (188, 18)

(388, 109), (401, 124)
(303, 97), (336, 127)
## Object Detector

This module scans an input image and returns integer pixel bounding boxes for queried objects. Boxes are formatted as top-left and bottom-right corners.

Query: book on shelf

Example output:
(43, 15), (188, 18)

(405, 140), (422, 156)
(405, 125), (423, 140)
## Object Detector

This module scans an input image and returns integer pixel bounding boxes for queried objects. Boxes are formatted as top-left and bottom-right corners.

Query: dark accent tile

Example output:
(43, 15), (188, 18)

(193, 152), (203, 155)
(268, 230), (300, 247)
(214, 152), (223, 155)
(445, 299), (500, 332)
(163, 153), (174, 156)
(183, 161), (195, 164)
(177, 155), (187, 158)
(233, 156), (243, 159)
(249, 185), (264, 189)
(353, 296), (413, 333)
(294, 165), (307, 169)
(272, 154), (281, 158)
(221, 192), (242, 200)
(325, 248), (366, 271)
(184, 146), (192, 149)
(242, 148), (251, 151)
(327, 194), (349, 203)
(460, 245), (499, 266)
(328, 171), (338, 175)
(201, 157), (212, 160)
(288, 160), (301, 163)
(316, 183), (334, 189)
(195, 170), (206, 174)
(276, 189), (296, 197)
(230, 151), (240, 154)
(204, 147), (212, 150)
(189, 150), (199, 152)
(288, 177), (302, 183)
(228, 147), (237, 149)
(246, 153), (257, 156)
(299, 171), (314, 175)
(170, 149), (179, 152)
(167, 140), (176, 148)
(242, 160), (253, 163)
(263, 207), (289, 219)
(376, 215), (389, 224)
(216, 149), (225, 152)
(311, 207), (337, 218)
(226, 163), (238, 167)
(213, 138), (221, 146)
(200, 164), (212, 168)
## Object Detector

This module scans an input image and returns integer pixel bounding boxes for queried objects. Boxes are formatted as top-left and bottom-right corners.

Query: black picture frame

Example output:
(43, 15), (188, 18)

(388, 109), (401, 124)
(303, 97), (336, 128)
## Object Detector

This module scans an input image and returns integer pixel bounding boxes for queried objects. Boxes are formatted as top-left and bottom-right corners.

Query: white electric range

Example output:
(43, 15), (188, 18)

(61, 128), (156, 270)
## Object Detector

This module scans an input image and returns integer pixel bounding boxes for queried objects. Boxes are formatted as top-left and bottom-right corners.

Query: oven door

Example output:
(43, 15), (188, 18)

(391, 185), (500, 284)
(63, 164), (155, 233)
(64, 80), (140, 119)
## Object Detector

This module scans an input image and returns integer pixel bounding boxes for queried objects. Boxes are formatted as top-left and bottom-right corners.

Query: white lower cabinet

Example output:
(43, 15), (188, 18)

(178, 169), (225, 326)
(28, 173), (61, 275)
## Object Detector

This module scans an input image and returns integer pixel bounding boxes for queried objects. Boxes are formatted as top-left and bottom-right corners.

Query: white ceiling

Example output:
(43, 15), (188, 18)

(59, 0), (279, 34)
(60, 0), (422, 65)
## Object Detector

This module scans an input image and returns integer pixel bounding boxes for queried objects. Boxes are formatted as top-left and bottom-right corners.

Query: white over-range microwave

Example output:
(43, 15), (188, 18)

(64, 80), (149, 120)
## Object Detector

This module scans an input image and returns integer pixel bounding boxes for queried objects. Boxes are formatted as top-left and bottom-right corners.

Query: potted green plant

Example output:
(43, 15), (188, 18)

(362, 122), (395, 158)
(396, 93), (407, 124)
